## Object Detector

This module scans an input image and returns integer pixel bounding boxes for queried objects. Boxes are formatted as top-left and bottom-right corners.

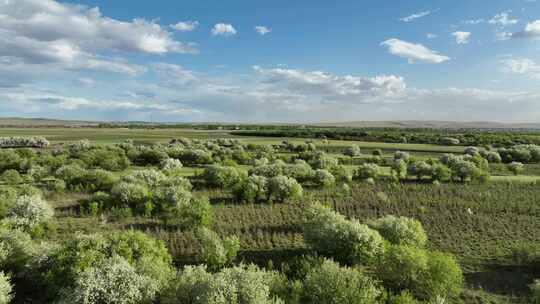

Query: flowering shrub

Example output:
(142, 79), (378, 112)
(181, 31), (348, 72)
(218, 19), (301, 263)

(303, 259), (381, 304)
(312, 169), (335, 188)
(160, 158), (183, 171)
(304, 204), (384, 265)
(0, 136), (49, 148)
(56, 255), (159, 304)
(0, 271), (13, 304)
(353, 163), (381, 181)
(369, 215), (427, 248)
(196, 227), (240, 271)
(267, 175), (303, 203)
(7, 195), (54, 230)
(161, 264), (282, 304)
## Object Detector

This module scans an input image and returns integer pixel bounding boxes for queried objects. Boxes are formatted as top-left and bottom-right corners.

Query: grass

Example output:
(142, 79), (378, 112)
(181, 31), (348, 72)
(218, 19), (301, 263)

(1, 127), (465, 153)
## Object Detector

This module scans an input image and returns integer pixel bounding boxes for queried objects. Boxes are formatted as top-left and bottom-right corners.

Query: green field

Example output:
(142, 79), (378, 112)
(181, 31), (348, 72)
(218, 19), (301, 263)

(1, 127), (539, 303)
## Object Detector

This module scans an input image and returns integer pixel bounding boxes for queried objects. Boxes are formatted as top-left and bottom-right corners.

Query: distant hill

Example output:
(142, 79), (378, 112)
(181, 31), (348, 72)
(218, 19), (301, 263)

(312, 120), (540, 130)
(0, 117), (98, 127)
(1, 117), (540, 130)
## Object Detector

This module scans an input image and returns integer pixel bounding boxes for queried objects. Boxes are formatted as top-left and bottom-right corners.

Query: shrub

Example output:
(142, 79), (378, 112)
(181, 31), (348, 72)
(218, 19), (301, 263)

(7, 195), (54, 230)
(0, 228), (38, 274)
(282, 160), (313, 182)
(394, 151), (411, 162)
(161, 264), (283, 304)
(312, 169), (335, 188)
(0, 272), (13, 304)
(507, 161), (524, 175)
(234, 175), (268, 203)
(369, 215), (427, 248)
(353, 163), (381, 181)
(407, 161), (433, 180)
(310, 153), (339, 170)
(378, 245), (429, 297)
(391, 159), (407, 178)
(485, 151), (502, 163)
(45, 231), (174, 299)
(196, 227), (240, 271)
(249, 163), (284, 178)
(378, 245), (463, 301)
(202, 165), (244, 188)
(56, 255), (160, 304)
(0, 170), (23, 185)
(267, 175), (303, 203)
(440, 137), (460, 145)
(431, 164), (451, 182)
(304, 204), (384, 265)
(422, 251), (463, 300)
(160, 158), (183, 171)
(343, 145), (361, 157)
(302, 259), (381, 304)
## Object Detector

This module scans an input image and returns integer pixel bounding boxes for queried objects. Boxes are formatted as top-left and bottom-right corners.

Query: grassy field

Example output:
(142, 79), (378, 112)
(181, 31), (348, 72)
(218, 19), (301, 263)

(3, 127), (540, 303)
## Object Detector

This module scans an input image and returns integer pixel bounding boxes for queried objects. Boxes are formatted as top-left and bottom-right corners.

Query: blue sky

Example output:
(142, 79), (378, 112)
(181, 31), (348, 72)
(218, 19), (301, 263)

(1, 0), (540, 122)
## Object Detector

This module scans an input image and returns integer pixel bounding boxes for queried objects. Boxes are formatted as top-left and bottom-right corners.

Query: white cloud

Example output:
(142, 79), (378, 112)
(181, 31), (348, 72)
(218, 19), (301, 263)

(0, 0), (198, 56)
(426, 33), (438, 39)
(2, 67), (540, 122)
(170, 20), (199, 32)
(464, 19), (485, 25)
(381, 39), (450, 64)
(501, 57), (540, 79)
(452, 31), (471, 44)
(255, 26), (272, 35)
(0, 0), (195, 80)
(399, 10), (435, 22)
(488, 12), (519, 27)
(512, 20), (540, 39)
(211, 23), (237, 36)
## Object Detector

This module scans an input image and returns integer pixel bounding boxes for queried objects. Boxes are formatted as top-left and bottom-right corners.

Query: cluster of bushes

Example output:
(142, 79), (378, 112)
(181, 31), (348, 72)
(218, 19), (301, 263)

(81, 169), (214, 227)
(498, 144), (540, 164)
(0, 136), (49, 148)
(232, 127), (540, 146)
(303, 204), (463, 302)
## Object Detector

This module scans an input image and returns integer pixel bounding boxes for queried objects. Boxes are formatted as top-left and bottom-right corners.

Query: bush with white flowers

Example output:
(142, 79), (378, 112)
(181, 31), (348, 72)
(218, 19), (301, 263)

(7, 195), (54, 230)
(160, 158), (183, 171)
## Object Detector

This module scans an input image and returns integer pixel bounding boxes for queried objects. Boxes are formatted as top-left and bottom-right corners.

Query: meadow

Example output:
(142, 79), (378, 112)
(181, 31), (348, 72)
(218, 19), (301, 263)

(0, 127), (539, 303)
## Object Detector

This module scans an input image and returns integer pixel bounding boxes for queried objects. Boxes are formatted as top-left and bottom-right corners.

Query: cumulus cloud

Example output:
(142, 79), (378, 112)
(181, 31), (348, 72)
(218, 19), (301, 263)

(488, 12), (519, 27)
(399, 10), (436, 22)
(452, 31), (471, 44)
(511, 20), (540, 39)
(381, 39), (450, 64)
(254, 26), (272, 35)
(501, 57), (540, 79)
(2, 66), (540, 122)
(211, 23), (237, 36)
(0, 0), (195, 80)
(170, 20), (199, 32)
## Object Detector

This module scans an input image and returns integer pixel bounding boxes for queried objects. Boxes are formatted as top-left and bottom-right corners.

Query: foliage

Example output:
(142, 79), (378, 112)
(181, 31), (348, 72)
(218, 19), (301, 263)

(0, 271), (13, 304)
(343, 145), (361, 157)
(161, 264), (283, 304)
(302, 259), (381, 304)
(196, 227), (240, 271)
(378, 245), (462, 301)
(303, 204), (384, 265)
(267, 175), (303, 203)
(45, 231), (174, 299)
(369, 215), (427, 248)
(56, 255), (159, 304)
(234, 175), (268, 203)
(7, 195), (54, 231)
(312, 169), (335, 188)
(202, 165), (244, 188)
(353, 163), (381, 181)
(507, 161), (525, 175)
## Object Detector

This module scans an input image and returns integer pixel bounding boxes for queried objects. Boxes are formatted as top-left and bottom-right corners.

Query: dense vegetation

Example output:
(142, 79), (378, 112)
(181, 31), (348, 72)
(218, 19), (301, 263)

(0, 129), (538, 303)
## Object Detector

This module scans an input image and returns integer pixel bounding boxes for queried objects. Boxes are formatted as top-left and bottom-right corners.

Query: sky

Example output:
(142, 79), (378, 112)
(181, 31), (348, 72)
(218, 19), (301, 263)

(1, 0), (540, 123)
